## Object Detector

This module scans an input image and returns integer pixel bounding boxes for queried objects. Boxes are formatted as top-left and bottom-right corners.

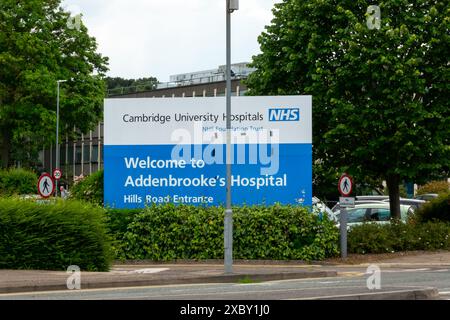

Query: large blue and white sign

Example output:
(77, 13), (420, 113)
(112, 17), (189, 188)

(104, 96), (312, 208)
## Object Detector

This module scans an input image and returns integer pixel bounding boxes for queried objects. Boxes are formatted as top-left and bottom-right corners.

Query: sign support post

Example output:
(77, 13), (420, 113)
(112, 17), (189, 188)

(339, 208), (348, 258)
(224, 0), (238, 275)
(338, 173), (354, 259)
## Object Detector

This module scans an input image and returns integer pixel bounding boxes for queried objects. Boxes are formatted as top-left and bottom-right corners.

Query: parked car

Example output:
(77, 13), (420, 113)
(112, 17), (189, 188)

(355, 195), (389, 201)
(332, 200), (386, 212)
(381, 198), (426, 211)
(335, 203), (415, 229)
(312, 196), (338, 222)
(414, 193), (439, 201)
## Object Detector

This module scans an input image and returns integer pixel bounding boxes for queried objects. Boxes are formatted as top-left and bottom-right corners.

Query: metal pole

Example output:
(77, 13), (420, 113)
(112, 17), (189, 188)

(55, 81), (60, 197)
(224, 0), (233, 274)
(340, 208), (347, 259)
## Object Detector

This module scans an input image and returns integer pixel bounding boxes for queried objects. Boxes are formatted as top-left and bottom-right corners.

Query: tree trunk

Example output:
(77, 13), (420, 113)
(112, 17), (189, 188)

(386, 174), (401, 220)
(1, 130), (11, 168)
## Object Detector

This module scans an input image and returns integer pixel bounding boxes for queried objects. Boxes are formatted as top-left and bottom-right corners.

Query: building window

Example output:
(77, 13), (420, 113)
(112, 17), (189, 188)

(60, 147), (66, 165)
(84, 145), (90, 163)
(75, 146), (82, 164)
(91, 145), (99, 163)
(67, 146), (74, 165)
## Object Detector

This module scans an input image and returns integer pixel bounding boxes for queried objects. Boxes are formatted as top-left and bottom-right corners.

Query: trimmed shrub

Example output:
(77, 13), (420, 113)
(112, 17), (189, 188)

(348, 221), (450, 254)
(415, 192), (450, 223)
(106, 208), (143, 236)
(0, 199), (112, 271)
(0, 168), (37, 195)
(416, 180), (450, 196)
(347, 223), (396, 254)
(121, 204), (339, 261)
(69, 170), (103, 206)
(105, 208), (143, 259)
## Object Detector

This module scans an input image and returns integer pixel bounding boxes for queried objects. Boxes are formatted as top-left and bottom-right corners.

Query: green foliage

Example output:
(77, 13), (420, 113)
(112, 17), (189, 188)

(383, 184), (408, 198)
(415, 192), (450, 222)
(0, 0), (108, 167)
(105, 208), (143, 259)
(238, 276), (260, 284)
(106, 76), (158, 96)
(120, 204), (339, 261)
(312, 161), (340, 202)
(0, 199), (112, 271)
(0, 168), (37, 195)
(69, 170), (103, 206)
(348, 223), (396, 254)
(246, 0), (450, 218)
(106, 208), (142, 236)
(416, 180), (450, 195)
(348, 221), (450, 254)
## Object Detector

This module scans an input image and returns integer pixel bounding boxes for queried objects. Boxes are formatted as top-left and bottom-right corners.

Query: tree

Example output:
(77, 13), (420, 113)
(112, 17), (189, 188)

(0, 0), (108, 168)
(106, 76), (158, 96)
(246, 0), (449, 219)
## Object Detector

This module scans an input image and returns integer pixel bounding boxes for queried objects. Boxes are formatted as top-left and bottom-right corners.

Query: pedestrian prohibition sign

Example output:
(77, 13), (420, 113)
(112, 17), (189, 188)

(38, 173), (55, 198)
(338, 173), (353, 197)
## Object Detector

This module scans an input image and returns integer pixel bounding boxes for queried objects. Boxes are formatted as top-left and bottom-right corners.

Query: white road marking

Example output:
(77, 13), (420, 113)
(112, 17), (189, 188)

(372, 268), (430, 273)
(126, 268), (169, 274)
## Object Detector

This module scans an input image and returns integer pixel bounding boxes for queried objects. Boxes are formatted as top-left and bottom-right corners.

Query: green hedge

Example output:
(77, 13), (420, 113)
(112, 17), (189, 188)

(416, 180), (450, 195)
(0, 168), (37, 195)
(120, 204), (339, 261)
(415, 192), (450, 223)
(348, 221), (450, 254)
(69, 170), (103, 206)
(0, 199), (112, 271)
(105, 208), (143, 259)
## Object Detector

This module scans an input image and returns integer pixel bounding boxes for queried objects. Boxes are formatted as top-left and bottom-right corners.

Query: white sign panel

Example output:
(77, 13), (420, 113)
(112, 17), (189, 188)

(339, 197), (355, 208)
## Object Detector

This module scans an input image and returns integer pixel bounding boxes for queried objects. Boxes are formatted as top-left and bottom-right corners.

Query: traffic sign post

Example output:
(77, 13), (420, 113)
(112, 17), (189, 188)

(38, 173), (55, 199)
(338, 173), (353, 259)
(339, 207), (348, 259)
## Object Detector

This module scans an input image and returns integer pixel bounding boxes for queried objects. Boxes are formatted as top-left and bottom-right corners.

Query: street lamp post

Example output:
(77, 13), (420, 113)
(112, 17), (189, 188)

(56, 79), (67, 197)
(224, 0), (238, 275)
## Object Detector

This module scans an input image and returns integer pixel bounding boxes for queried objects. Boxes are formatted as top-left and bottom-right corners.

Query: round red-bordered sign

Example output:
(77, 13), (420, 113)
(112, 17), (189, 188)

(53, 169), (62, 181)
(338, 173), (353, 197)
(38, 173), (55, 198)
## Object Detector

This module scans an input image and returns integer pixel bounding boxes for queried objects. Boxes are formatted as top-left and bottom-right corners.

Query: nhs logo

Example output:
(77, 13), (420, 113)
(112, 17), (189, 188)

(268, 108), (300, 121)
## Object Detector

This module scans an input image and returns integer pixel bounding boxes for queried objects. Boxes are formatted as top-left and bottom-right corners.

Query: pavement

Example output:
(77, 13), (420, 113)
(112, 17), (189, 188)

(0, 264), (336, 294)
(0, 251), (448, 299)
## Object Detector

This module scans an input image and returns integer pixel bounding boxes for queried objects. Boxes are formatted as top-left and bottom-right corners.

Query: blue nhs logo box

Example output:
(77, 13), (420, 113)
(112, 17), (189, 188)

(268, 108), (300, 121)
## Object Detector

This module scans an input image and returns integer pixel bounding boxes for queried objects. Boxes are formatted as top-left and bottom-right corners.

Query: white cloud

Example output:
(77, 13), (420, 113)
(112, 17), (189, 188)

(62, 0), (281, 81)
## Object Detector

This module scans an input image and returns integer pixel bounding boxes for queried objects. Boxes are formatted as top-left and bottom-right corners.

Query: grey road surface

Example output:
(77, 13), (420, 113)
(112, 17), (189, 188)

(0, 266), (449, 300)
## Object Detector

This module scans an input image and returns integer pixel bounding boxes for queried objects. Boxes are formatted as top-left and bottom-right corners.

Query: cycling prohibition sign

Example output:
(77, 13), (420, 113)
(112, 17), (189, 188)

(338, 173), (353, 197)
(38, 173), (55, 198)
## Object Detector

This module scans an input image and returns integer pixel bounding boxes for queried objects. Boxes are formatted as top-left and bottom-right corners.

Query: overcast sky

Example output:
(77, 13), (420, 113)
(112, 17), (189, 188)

(61, 0), (281, 82)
